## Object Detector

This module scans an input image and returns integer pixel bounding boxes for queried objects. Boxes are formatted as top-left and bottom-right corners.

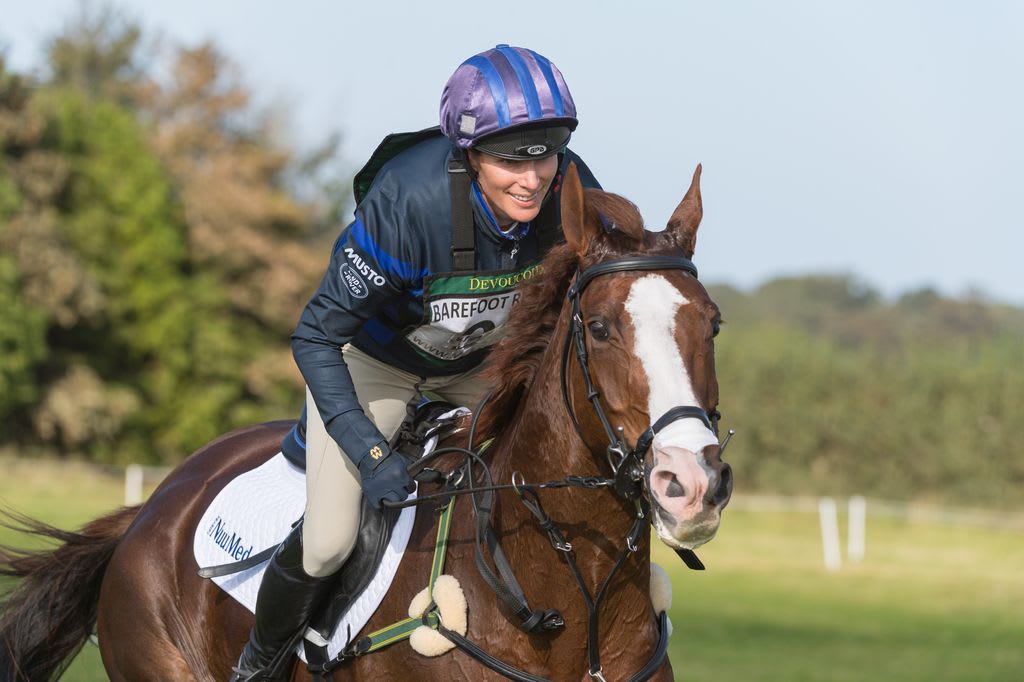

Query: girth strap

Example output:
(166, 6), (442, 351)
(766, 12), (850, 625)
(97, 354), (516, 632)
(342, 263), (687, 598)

(197, 544), (277, 579)
(197, 519), (304, 579)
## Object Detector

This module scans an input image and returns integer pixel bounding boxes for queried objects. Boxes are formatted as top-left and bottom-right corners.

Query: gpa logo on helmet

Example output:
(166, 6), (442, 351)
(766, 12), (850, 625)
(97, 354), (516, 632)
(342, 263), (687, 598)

(526, 144), (548, 156)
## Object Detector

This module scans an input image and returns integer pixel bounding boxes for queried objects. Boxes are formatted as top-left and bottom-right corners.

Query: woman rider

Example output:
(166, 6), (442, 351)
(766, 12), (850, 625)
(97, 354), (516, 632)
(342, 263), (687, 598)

(230, 44), (600, 681)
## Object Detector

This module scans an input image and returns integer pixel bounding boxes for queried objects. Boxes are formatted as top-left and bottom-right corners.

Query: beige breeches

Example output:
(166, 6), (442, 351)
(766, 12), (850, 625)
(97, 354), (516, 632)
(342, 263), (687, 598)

(301, 344), (489, 577)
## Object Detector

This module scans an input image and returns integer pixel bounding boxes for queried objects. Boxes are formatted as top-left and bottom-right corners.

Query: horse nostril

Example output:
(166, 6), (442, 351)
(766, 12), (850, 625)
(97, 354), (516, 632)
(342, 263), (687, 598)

(665, 475), (686, 498)
(711, 464), (733, 506)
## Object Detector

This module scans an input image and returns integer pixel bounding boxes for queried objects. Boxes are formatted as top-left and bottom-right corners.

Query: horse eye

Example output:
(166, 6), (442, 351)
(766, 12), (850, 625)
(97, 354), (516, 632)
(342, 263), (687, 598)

(711, 320), (721, 338)
(588, 319), (610, 341)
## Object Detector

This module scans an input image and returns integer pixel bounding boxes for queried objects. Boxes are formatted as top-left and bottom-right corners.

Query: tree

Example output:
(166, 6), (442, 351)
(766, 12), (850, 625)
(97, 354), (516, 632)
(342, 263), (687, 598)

(1, 11), (343, 462)
(45, 2), (148, 107)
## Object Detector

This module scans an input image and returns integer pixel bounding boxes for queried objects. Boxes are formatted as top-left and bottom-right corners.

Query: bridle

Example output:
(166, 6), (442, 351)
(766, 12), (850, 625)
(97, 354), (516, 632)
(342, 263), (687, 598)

(561, 254), (722, 503)
(381, 253), (731, 682)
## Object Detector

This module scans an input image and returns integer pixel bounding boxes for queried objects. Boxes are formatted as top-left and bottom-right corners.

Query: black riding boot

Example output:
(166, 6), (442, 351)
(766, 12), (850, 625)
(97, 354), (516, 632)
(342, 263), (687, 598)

(229, 524), (332, 682)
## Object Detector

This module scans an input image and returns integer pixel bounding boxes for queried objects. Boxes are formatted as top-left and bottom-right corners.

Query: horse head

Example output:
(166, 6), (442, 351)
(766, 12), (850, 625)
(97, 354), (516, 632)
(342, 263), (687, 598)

(558, 162), (733, 551)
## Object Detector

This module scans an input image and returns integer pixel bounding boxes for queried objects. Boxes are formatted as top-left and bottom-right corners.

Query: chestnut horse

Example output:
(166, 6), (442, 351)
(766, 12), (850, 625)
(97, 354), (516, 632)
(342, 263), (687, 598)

(0, 164), (732, 681)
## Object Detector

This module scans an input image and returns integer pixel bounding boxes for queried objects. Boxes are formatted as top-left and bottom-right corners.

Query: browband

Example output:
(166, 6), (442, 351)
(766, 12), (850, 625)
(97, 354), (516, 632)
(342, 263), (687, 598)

(568, 256), (698, 298)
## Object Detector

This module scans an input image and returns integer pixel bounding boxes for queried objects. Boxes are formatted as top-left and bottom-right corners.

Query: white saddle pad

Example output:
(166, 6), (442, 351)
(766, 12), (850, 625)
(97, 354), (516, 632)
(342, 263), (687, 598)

(192, 452), (417, 661)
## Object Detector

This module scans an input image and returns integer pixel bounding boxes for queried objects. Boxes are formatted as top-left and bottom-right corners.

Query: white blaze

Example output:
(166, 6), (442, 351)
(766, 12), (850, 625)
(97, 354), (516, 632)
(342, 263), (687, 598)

(624, 276), (719, 456)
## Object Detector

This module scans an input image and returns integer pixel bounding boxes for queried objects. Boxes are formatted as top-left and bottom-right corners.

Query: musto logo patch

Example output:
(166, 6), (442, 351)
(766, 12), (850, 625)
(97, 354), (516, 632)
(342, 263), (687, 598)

(339, 247), (386, 299)
(406, 264), (542, 362)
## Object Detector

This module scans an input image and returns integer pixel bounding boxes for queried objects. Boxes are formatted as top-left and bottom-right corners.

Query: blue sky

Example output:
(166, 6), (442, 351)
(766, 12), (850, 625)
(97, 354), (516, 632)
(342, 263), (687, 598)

(3, 1), (1022, 304)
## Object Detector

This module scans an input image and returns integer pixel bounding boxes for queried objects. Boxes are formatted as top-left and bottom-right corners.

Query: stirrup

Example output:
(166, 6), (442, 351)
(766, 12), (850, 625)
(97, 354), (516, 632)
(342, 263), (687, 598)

(228, 619), (327, 680)
(228, 666), (257, 682)
(228, 668), (281, 682)
(228, 633), (304, 682)
(228, 664), (261, 682)
(228, 645), (276, 682)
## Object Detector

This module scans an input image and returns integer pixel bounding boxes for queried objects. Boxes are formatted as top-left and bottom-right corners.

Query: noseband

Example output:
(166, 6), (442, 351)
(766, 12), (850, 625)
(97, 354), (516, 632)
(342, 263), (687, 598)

(560, 255), (722, 501)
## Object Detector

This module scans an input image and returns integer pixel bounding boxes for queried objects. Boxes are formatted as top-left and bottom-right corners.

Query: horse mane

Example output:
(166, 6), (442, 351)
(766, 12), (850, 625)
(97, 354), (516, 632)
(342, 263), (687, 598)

(475, 189), (647, 442)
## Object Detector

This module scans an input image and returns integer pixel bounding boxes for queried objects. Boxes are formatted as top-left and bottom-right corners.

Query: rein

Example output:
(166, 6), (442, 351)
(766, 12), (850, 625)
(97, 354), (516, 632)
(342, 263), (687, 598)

(372, 254), (730, 681)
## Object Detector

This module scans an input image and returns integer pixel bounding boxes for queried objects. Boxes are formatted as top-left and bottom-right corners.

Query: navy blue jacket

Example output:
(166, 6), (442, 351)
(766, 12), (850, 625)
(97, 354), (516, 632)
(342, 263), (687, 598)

(285, 135), (600, 465)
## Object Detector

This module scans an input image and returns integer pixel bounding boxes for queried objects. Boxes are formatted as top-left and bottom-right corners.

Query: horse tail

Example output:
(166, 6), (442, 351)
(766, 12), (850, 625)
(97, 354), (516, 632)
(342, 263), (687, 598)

(0, 505), (140, 682)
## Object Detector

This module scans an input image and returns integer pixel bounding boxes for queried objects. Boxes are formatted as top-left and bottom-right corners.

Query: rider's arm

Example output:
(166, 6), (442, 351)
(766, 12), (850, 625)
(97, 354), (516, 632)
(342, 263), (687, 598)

(291, 182), (422, 466)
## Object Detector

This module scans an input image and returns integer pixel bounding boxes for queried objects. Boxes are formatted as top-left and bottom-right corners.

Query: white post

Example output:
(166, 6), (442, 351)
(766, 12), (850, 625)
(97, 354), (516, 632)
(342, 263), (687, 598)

(125, 464), (144, 505)
(848, 495), (866, 562)
(818, 497), (842, 571)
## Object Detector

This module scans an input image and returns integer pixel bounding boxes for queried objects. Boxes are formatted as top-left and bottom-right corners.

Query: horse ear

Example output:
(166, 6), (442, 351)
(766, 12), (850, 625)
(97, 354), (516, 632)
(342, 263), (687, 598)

(665, 164), (703, 258)
(560, 162), (595, 257)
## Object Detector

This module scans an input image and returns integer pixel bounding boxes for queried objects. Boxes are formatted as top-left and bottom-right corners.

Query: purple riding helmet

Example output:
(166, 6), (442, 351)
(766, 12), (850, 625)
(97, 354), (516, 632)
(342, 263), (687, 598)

(440, 45), (578, 160)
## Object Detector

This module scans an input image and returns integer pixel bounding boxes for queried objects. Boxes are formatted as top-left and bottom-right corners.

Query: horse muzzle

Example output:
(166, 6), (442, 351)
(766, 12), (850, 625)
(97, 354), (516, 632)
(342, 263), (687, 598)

(646, 440), (732, 550)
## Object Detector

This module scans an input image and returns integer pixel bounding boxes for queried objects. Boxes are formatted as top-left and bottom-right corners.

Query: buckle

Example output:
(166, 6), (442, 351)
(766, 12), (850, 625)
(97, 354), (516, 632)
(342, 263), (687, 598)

(605, 443), (628, 474)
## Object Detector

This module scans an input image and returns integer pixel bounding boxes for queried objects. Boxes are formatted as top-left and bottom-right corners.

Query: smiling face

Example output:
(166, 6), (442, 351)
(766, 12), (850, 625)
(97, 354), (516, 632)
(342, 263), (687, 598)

(468, 151), (559, 228)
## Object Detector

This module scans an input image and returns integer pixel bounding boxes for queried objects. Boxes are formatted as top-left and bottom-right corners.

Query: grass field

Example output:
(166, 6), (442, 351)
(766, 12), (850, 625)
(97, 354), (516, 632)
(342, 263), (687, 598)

(2, 456), (1022, 681)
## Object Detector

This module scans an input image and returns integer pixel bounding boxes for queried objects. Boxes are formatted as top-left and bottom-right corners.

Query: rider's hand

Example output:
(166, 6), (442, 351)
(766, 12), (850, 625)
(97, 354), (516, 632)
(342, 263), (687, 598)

(357, 442), (415, 510)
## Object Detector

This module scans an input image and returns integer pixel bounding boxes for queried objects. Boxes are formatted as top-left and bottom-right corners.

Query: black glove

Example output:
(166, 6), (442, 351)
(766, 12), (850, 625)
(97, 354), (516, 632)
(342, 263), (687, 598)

(357, 442), (415, 510)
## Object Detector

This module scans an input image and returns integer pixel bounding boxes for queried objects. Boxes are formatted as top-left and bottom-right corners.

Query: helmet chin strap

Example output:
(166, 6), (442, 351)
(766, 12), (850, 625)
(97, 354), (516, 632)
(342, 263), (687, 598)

(456, 147), (479, 181)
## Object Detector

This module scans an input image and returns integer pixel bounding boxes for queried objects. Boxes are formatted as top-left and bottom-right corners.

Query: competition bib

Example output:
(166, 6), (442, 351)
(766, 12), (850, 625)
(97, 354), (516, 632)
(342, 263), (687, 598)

(405, 263), (542, 363)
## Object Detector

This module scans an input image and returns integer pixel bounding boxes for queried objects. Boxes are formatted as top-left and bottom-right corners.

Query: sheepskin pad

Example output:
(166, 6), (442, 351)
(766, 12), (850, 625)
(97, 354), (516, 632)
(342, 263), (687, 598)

(650, 562), (674, 637)
(407, 575), (468, 656)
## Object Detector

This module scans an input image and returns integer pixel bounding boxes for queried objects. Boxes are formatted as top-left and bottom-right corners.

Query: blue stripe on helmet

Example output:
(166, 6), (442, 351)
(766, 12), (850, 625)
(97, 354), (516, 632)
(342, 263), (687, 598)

(495, 46), (542, 120)
(527, 49), (564, 117)
(465, 56), (511, 128)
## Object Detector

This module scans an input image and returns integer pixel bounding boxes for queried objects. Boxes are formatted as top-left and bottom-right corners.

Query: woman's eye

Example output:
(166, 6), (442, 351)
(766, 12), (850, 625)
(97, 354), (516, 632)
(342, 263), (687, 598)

(588, 320), (610, 340)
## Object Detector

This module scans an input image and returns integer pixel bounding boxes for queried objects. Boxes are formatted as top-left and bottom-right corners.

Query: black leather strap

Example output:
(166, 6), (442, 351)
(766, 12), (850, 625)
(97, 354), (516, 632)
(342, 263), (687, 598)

(449, 156), (476, 273)
(303, 639), (333, 682)
(633, 405), (716, 460)
(676, 548), (706, 571)
(197, 544), (277, 579)
(437, 624), (550, 682)
(568, 256), (698, 299)
(198, 517), (305, 579)
(436, 608), (672, 682)
(624, 611), (672, 682)
(472, 485), (562, 633)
